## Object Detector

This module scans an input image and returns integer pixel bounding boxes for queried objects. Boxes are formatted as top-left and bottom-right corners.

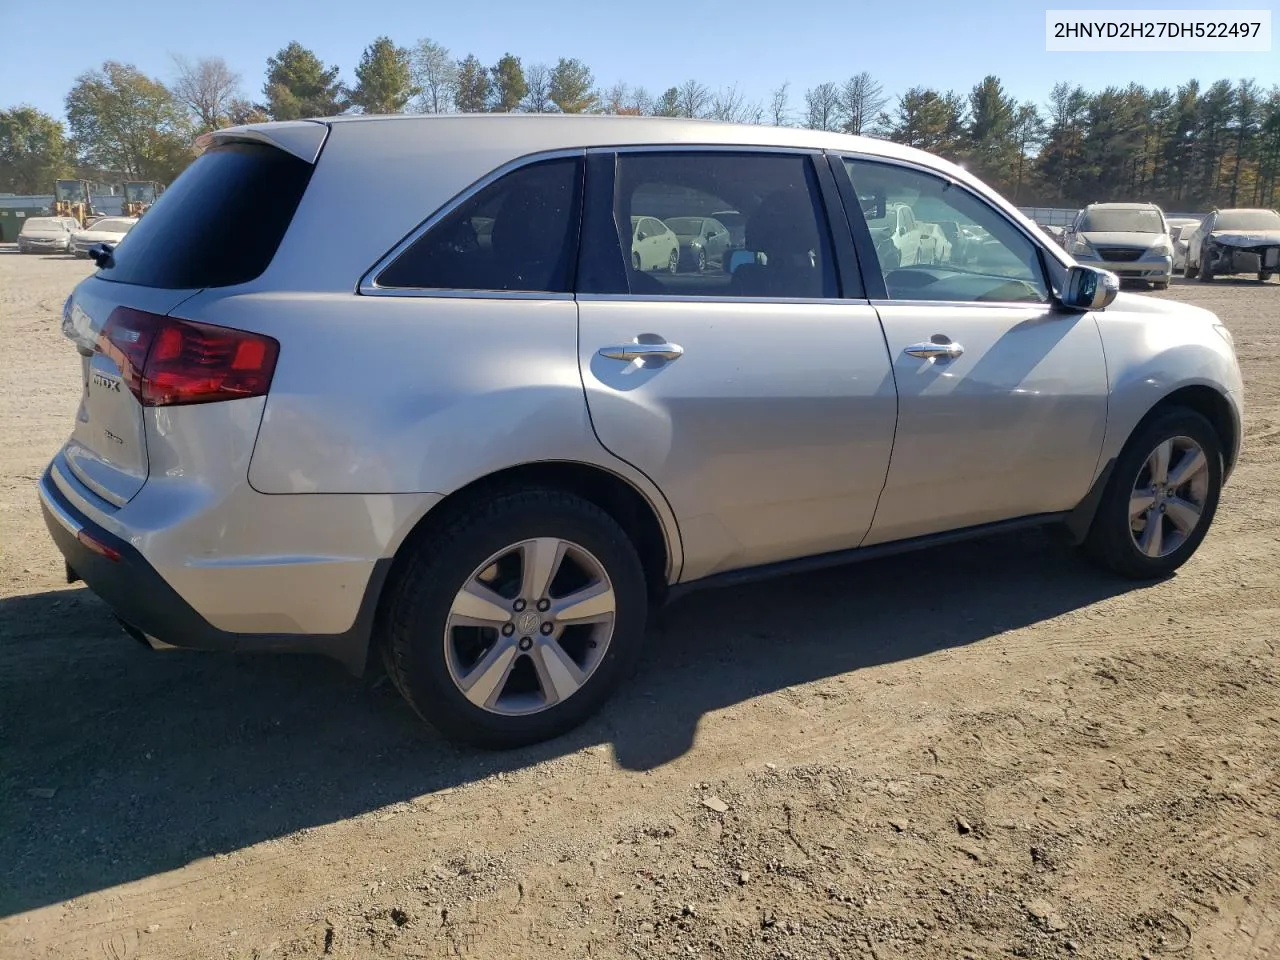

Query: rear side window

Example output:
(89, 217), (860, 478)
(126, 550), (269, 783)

(375, 156), (583, 293)
(99, 142), (313, 289)
(581, 151), (839, 299)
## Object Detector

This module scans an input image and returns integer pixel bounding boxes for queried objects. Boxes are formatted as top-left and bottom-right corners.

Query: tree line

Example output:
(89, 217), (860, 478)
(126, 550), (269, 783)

(2, 37), (1279, 212)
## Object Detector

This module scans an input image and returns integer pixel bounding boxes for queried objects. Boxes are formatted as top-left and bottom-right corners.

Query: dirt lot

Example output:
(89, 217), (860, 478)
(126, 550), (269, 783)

(1, 248), (1277, 960)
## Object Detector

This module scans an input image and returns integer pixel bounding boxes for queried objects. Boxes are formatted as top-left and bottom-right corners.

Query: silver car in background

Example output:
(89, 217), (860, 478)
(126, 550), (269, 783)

(1064, 201), (1174, 289)
(1184, 207), (1280, 282)
(16, 216), (78, 254)
(39, 116), (1244, 748)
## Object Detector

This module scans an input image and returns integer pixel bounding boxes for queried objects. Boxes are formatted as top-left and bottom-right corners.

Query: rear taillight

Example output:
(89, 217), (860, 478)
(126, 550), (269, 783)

(98, 307), (279, 407)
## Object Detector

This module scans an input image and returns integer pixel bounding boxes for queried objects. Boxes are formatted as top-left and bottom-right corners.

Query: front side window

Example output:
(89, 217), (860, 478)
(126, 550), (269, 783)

(591, 151), (838, 299)
(844, 158), (1049, 304)
(377, 156), (583, 293)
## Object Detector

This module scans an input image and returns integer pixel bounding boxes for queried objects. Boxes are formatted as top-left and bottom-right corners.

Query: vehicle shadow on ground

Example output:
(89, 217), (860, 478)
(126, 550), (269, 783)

(0, 527), (1145, 916)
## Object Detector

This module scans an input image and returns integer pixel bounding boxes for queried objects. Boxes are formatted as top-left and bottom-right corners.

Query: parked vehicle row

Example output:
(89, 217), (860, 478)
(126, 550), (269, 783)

(39, 115), (1244, 751)
(15, 215), (138, 257)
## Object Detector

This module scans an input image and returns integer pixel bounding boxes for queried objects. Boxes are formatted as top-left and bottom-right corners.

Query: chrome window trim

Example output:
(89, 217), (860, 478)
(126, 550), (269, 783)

(575, 294), (872, 306)
(358, 147), (586, 298)
(867, 298), (1052, 311)
(834, 150), (1074, 276)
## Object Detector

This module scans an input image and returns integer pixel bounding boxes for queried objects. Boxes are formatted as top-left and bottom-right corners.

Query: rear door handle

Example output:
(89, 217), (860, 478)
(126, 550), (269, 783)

(904, 339), (964, 360)
(599, 338), (684, 362)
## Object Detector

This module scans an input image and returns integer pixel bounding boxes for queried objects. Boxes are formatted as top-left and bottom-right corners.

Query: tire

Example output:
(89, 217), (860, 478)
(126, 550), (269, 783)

(1259, 272), (1273, 282)
(1080, 407), (1223, 581)
(696, 249), (707, 274)
(1153, 280), (1170, 291)
(381, 488), (648, 749)
(632, 251), (642, 271)
(1198, 254), (1214, 282)
(667, 249), (679, 274)
(1183, 258), (1195, 279)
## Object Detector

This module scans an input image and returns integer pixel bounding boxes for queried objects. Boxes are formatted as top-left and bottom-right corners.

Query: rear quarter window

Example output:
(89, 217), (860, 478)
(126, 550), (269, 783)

(98, 142), (314, 289)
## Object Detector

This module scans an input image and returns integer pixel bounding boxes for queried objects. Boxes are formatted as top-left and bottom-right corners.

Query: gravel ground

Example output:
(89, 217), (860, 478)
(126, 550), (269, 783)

(1, 248), (1277, 960)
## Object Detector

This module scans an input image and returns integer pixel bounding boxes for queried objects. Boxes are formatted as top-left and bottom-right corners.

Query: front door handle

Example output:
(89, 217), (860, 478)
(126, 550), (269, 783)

(904, 338), (964, 360)
(599, 337), (684, 362)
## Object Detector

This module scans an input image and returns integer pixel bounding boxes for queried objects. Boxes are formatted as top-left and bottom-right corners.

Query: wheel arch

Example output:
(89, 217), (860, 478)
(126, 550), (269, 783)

(378, 460), (678, 625)
(1065, 382), (1239, 545)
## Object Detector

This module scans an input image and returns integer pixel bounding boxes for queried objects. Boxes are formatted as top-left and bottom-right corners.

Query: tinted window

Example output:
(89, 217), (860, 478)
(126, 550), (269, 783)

(99, 143), (313, 289)
(377, 156), (583, 293)
(844, 158), (1048, 304)
(592, 152), (838, 299)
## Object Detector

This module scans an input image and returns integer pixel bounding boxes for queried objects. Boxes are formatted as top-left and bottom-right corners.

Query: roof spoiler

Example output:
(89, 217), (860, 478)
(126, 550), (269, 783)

(193, 120), (329, 164)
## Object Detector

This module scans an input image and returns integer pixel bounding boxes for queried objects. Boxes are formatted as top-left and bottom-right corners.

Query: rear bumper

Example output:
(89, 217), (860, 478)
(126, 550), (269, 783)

(38, 465), (389, 674)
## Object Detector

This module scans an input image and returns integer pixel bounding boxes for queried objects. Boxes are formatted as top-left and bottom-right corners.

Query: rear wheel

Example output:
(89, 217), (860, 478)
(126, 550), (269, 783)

(1259, 272), (1273, 282)
(381, 489), (648, 749)
(632, 251), (642, 271)
(1080, 407), (1222, 580)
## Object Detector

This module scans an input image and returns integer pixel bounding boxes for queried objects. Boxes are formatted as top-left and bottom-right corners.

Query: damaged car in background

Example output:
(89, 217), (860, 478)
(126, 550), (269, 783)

(1185, 207), (1280, 282)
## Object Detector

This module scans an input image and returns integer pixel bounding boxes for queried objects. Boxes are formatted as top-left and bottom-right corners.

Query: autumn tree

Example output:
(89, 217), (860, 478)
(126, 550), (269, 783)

(839, 72), (887, 135)
(490, 54), (527, 113)
(769, 82), (792, 127)
(0, 106), (71, 194)
(171, 55), (242, 132)
(675, 79), (713, 119)
(522, 63), (553, 112)
(804, 82), (841, 131)
(263, 42), (345, 119)
(549, 58), (596, 113)
(65, 61), (193, 180)
(411, 38), (456, 113)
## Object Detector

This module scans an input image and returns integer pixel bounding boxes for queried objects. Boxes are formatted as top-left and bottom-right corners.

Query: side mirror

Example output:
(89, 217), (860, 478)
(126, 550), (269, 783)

(1060, 264), (1119, 311)
(87, 242), (114, 268)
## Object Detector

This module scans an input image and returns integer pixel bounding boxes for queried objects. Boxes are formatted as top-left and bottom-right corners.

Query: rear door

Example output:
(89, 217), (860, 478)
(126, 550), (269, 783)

(575, 148), (898, 582)
(58, 131), (323, 506)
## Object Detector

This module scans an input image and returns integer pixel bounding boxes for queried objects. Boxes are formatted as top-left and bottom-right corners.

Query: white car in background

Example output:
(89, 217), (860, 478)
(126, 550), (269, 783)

(630, 216), (680, 273)
(16, 216), (78, 254)
(1166, 218), (1201, 272)
(71, 217), (138, 259)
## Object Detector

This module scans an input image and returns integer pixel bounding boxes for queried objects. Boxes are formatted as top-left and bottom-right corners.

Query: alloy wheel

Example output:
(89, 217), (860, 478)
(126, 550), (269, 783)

(443, 537), (616, 716)
(1128, 436), (1210, 559)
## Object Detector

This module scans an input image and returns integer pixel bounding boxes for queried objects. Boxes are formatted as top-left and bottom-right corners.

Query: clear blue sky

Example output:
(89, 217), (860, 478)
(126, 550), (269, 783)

(2, 0), (1276, 122)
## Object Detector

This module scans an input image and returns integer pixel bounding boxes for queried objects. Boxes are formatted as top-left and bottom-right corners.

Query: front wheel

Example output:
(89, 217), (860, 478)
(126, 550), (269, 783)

(1259, 272), (1273, 282)
(1198, 255), (1214, 282)
(381, 489), (648, 749)
(1080, 407), (1222, 580)
(667, 249), (679, 274)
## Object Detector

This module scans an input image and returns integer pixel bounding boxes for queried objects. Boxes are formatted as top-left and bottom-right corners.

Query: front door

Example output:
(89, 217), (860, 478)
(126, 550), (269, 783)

(576, 149), (898, 582)
(838, 156), (1109, 545)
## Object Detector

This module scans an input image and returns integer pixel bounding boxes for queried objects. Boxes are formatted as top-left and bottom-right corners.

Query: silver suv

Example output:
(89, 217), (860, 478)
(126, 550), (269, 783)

(40, 116), (1244, 748)
(1064, 201), (1174, 289)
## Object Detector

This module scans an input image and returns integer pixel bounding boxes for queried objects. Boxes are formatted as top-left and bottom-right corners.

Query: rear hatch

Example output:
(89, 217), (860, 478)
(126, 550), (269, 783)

(58, 124), (325, 507)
